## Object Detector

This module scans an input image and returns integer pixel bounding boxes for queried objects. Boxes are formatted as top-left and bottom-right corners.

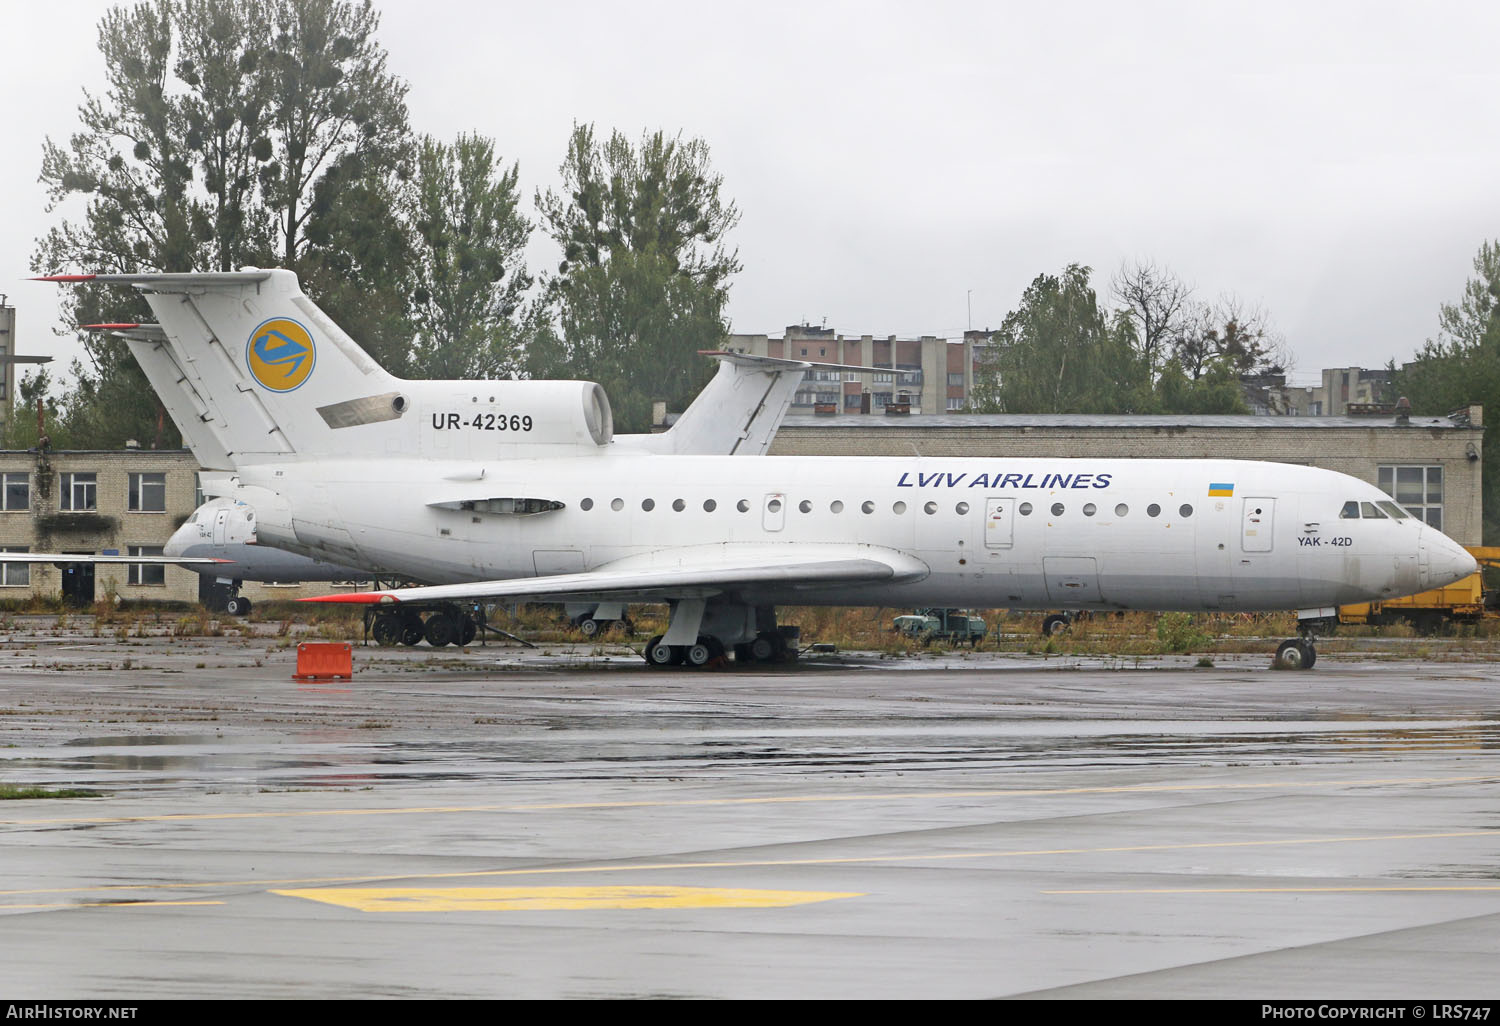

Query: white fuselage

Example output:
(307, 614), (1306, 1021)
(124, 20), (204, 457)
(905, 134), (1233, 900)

(166, 497), (369, 583)
(228, 454), (1473, 613)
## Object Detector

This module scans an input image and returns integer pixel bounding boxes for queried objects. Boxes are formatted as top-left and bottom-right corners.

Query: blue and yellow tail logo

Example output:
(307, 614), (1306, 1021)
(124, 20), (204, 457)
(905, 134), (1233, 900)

(246, 318), (316, 392)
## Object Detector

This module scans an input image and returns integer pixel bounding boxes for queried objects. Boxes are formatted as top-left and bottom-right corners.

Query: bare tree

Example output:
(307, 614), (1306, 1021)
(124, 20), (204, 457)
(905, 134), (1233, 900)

(1111, 259), (1194, 379)
(1173, 295), (1290, 379)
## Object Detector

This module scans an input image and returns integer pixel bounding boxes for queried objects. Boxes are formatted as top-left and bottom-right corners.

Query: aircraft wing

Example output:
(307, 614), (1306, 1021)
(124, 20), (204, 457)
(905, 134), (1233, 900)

(0, 553), (231, 565)
(301, 544), (929, 606)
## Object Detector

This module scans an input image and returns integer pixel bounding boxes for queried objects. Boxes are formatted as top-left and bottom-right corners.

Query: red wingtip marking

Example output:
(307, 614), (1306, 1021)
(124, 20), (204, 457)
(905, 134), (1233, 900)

(298, 593), (397, 605)
(81, 323), (141, 331)
(32, 274), (96, 282)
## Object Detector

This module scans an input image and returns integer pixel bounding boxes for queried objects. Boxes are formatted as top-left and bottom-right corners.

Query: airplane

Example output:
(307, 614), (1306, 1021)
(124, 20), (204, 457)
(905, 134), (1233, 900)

(31, 268), (1478, 671)
(159, 347), (823, 625)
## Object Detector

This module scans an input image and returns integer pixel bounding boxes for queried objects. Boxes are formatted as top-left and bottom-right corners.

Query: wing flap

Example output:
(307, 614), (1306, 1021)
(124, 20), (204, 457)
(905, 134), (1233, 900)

(302, 546), (928, 606)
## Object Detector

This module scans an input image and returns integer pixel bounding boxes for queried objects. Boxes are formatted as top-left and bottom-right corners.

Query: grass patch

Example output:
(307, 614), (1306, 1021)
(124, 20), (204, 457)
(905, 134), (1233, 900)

(0, 784), (103, 799)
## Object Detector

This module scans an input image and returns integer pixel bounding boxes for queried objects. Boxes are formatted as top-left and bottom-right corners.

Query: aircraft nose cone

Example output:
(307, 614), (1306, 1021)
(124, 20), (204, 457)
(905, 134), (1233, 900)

(162, 524), (192, 559)
(1423, 533), (1478, 590)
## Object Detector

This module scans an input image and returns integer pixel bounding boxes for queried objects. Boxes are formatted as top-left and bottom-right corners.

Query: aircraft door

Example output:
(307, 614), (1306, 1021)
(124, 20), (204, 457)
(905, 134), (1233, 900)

(762, 493), (786, 532)
(212, 507), (230, 547)
(984, 497), (1015, 549)
(1242, 497), (1275, 552)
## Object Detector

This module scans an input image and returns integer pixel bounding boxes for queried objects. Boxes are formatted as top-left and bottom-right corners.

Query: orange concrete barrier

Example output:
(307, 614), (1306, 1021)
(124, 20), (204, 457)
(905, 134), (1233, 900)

(294, 642), (353, 681)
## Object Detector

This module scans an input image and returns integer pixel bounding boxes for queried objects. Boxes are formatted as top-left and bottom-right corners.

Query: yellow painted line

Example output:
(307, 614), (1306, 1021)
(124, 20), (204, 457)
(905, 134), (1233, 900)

(0, 829), (1493, 900)
(272, 885), (862, 912)
(2, 773), (1495, 828)
(1046, 886), (1500, 895)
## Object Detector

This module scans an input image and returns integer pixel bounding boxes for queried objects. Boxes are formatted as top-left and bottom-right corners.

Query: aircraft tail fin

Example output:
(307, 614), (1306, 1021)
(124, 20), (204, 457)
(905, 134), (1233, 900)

(627, 351), (811, 456)
(54, 270), (400, 467)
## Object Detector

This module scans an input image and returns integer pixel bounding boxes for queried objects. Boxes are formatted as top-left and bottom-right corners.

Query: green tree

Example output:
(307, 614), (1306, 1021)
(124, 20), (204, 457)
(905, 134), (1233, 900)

(404, 134), (533, 379)
(1435, 240), (1500, 351)
(2, 369), (64, 450)
(33, 0), (412, 447)
(970, 265), (1152, 414)
(1154, 357), (1248, 414)
(531, 125), (741, 431)
(1395, 239), (1500, 540)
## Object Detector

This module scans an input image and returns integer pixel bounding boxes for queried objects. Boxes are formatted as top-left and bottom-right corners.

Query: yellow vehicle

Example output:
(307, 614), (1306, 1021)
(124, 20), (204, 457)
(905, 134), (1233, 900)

(1337, 546), (1500, 634)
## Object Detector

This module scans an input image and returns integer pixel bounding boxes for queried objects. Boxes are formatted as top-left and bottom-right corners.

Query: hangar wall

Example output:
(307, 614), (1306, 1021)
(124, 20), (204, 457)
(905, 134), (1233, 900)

(769, 408), (1486, 546)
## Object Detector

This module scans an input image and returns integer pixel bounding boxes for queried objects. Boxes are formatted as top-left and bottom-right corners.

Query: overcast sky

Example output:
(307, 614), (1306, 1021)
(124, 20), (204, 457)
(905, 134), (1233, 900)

(5, 0), (1499, 387)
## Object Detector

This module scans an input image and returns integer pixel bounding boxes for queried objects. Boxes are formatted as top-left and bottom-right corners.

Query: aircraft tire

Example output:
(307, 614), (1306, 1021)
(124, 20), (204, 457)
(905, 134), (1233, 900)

(424, 613), (457, 648)
(749, 635), (776, 662)
(400, 615), (424, 646)
(372, 614), (402, 647)
(578, 618), (602, 638)
(644, 636), (677, 667)
(225, 595), (251, 617)
(1042, 614), (1070, 637)
(458, 617), (477, 646)
(1274, 639), (1313, 670)
(684, 641), (713, 667)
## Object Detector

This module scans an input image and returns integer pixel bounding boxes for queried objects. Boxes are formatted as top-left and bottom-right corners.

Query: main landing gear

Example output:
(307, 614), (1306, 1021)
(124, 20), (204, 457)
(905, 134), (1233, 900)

(641, 600), (798, 669)
(367, 603), (482, 648)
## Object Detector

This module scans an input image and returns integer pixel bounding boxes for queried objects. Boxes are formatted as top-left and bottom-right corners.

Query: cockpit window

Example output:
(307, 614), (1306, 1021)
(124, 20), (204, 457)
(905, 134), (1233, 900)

(186, 511), (199, 523)
(1377, 500), (1410, 520)
(1339, 501), (1360, 519)
(1360, 502), (1387, 519)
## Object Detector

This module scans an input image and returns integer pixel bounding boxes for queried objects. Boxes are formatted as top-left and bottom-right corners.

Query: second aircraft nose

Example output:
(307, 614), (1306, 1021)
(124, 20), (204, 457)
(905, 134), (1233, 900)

(1421, 531), (1478, 591)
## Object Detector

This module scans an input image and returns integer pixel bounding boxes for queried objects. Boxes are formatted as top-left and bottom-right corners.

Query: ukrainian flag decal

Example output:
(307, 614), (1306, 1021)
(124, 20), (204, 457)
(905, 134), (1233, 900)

(246, 317), (316, 392)
(1208, 482), (1234, 497)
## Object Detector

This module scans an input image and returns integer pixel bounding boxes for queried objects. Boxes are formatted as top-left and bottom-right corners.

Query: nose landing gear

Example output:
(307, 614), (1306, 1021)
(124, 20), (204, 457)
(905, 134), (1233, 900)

(1273, 636), (1317, 670)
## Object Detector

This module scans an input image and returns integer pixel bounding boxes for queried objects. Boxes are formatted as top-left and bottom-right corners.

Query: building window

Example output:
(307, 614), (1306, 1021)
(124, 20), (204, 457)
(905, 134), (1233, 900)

(1, 473), (29, 512)
(128, 546), (166, 586)
(59, 472), (98, 512)
(947, 373), (966, 387)
(946, 397), (964, 411)
(1379, 465), (1444, 529)
(194, 472), (206, 508)
(0, 548), (29, 587)
(129, 472), (167, 512)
